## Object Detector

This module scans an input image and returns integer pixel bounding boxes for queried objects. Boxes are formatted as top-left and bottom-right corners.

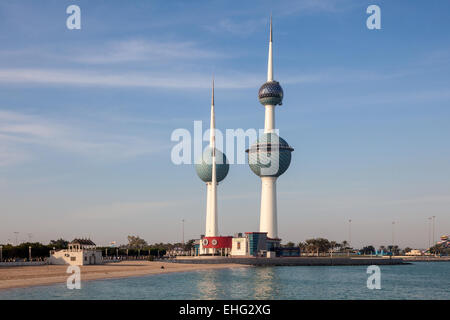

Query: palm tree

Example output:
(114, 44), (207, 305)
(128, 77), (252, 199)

(330, 241), (337, 257)
(341, 240), (350, 256)
(305, 239), (317, 256)
(341, 240), (348, 252)
(298, 242), (306, 255)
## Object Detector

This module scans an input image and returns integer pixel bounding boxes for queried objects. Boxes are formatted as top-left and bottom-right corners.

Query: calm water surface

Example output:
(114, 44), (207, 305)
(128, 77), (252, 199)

(0, 262), (448, 300)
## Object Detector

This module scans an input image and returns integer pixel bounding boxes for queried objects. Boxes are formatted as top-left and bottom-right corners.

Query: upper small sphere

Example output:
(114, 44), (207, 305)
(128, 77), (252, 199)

(247, 133), (293, 177)
(195, 147), (229, 183)
(258, 81), (283, 106)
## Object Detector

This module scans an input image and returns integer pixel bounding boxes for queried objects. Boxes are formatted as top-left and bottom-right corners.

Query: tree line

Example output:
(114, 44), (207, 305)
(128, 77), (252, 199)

(0, 236), (194, 261)
(2, 235), (447, 260)
(281, 238), (439, 256)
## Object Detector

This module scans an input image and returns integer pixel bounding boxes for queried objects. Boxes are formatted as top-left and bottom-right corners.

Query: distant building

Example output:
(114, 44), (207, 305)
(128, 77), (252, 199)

(166, 247), (191, 257)
(405, 249), (423, 256)
(437, 235), (449, 248)
(49, 238), (102, 265)
(229, 232), (297, 257)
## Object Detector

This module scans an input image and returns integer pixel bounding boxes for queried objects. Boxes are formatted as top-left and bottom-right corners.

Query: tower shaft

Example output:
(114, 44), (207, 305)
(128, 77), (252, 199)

(267, 15), (273, 82)
(205, 182), (218, 236)
(264, 15), (275, 133)
(259, 176), (278, 238)
(259, 17), (278, 239)
(205, 79), (218, 238)
(264, 105), (275, 132)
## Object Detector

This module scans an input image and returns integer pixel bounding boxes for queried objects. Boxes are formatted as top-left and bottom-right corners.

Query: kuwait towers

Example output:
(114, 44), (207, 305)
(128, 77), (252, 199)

(247, 17), (294, 239)
(195, 80), (229, 247)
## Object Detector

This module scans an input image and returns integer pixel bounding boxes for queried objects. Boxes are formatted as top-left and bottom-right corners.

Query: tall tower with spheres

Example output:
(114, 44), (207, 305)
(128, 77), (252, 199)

(247, 17), (294, 241)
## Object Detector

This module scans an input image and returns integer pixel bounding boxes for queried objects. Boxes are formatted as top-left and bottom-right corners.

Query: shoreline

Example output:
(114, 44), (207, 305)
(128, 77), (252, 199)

(0, 261), (249, 291)
(173, 256), (408, 266)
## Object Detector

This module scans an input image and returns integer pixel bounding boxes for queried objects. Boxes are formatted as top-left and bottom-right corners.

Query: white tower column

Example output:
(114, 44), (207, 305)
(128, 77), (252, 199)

(264, 17), (276, 133)
(204, 79), (218, 254)
(205, 182), (218, 237)
(259, 176), (278, 238)
(259, 16), (279, 239)
(264, 105), (275, 132)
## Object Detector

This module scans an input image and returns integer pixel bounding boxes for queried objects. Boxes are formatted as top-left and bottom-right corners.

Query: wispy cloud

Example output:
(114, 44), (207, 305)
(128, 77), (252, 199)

(73, 39), (224, 64)
(0, 110), (166, 166)
(206, 17), (267, 36)
(277, 0), (356, 16)
(0, 68), (245, 89)
(0, 38), (226, 70)
(0, 67), (410, 90)
(0, 144), (29, 166)
(205, 0), (355, 36)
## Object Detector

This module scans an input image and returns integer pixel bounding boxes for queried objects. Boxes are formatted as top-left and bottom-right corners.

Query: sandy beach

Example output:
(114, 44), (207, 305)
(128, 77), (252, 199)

(0, 261), (247, 290)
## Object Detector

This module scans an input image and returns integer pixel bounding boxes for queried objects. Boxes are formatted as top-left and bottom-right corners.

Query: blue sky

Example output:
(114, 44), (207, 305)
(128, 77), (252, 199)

(0, 0), (449, 248)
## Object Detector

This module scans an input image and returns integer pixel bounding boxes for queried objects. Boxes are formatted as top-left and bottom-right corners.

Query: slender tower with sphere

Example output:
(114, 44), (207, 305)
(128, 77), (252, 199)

(247, 17), (294, 240)
(195, 80), (229, 252)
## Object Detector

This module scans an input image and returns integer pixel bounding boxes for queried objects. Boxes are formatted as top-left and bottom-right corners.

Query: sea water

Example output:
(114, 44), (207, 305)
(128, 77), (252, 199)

(0, 262), (448, 300)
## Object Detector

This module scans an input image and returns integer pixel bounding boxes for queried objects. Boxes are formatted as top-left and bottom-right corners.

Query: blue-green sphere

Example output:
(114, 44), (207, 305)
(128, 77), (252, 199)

(247, 133), (293, 177)
(258, 81), (283, 106)
(195, 147), (229, 183)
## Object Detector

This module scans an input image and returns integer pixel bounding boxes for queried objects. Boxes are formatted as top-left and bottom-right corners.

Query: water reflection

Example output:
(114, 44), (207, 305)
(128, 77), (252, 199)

(252, 267), (280, 299)
(196, 269), (221, 299)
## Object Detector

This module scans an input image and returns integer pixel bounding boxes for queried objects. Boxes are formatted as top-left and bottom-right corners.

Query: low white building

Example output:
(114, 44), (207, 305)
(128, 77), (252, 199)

(49, 239), (102, 265)
(231, 237), (248, 256)
(405, 249), (423, 256)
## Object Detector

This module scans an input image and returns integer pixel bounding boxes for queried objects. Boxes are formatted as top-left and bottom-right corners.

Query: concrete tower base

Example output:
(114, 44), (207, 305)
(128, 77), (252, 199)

(259, 176), (278, 239)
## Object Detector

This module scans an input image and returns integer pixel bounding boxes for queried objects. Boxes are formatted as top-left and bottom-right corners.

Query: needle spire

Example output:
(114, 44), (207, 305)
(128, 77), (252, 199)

(267, 15), (273, 82)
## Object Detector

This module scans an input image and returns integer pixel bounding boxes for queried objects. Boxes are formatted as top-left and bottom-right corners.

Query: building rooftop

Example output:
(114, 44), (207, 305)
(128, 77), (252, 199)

(70, 238), (96, 246)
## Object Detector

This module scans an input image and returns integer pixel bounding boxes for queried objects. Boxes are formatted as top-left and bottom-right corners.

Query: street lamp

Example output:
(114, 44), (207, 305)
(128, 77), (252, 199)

(348, 219), (352, 256)
(432, 216), (436, 246)
(428, 217), (432, 249)
(392, 221), (395, 246)
(14, 232), (19, 246)
(182, 219), (185, 245)
(28, 246), (32, 261)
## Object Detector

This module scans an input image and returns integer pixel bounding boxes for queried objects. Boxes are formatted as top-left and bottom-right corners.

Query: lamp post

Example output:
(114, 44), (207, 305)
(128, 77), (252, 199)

(14, 232), (19, 246)
(391, 221), (395, 256)
(432, 216), (436, 256)
(428, 217), (432, 249)
(392, 221), (395, 246)
(348, 219), (352, 256)
(432, 216), (436, 246)
(28, 246), (31, 261)
(182, 219), (185, 245)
